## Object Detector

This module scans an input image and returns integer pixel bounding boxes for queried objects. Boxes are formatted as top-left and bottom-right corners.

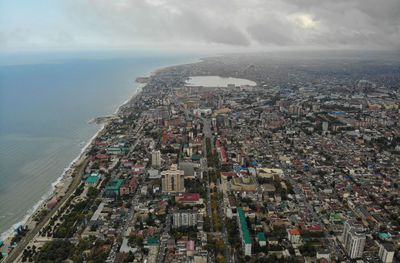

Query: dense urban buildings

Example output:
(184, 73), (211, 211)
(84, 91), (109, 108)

(1, 52), (400, 263)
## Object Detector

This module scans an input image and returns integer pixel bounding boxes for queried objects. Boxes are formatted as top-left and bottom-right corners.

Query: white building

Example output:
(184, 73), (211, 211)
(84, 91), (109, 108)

(151, 150), (161, 168)
(317, 250), (331, 262)
(172, 210), (201, 228)
(343, 220), (366, 259)
(148, 168), (160, 179)
(378, 243), (395, 263)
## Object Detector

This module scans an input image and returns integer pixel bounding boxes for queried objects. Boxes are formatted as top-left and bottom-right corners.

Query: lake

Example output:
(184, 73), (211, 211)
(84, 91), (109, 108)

(186, 76), (256, 87)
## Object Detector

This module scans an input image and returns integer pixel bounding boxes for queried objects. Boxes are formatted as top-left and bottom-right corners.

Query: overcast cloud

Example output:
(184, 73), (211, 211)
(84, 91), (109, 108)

(1, 0), (399, 50)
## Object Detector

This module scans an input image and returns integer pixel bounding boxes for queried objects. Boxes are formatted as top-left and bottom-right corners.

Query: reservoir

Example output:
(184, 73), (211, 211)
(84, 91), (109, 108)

(186, 76), (256, 87)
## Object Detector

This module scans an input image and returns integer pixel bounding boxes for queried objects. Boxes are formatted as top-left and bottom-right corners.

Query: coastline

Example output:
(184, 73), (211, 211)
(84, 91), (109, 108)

(0, 56), (198, 257)
(0, 81), (146, 251)
(0, 126), (103, 249)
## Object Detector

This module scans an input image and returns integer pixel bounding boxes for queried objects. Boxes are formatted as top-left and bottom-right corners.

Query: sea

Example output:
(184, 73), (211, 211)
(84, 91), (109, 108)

(0, 51), (196, 239)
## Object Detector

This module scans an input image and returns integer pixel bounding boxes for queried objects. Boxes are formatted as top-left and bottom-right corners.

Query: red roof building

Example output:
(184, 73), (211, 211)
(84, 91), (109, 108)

(220, 147), (227, 163)
(95, 154), (109, 160)
(175, 193), (201, 204)
(221, 172), (236, 177)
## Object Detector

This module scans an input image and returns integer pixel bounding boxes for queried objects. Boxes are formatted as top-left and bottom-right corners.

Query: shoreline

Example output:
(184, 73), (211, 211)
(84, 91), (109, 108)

(0, 56), (198, 253)
(0, 125), (103, 249)
(0, 81), (146, 249)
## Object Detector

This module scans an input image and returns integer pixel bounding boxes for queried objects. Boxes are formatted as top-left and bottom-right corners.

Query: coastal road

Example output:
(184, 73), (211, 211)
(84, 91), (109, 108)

(5, 157), (89, 263)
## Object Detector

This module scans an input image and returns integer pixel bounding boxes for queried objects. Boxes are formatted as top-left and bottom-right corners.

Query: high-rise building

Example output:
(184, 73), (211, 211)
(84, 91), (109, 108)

(172, 210), (201, 228)
(378, 243), (395, 263)
(151, 150), (161, 168)
(343, 220), (366, 259)
(161, 164), (185, 193)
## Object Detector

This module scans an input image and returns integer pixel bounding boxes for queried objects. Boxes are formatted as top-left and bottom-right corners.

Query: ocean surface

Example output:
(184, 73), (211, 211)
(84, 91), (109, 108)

(0, 51), (195, 238)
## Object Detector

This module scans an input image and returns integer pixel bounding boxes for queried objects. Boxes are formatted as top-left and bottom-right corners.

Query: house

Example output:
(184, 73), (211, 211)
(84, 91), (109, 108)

(287, 228), (301, 244)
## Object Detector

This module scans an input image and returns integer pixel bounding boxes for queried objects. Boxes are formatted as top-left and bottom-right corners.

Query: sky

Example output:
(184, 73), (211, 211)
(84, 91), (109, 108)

(0, 0), (399, 52)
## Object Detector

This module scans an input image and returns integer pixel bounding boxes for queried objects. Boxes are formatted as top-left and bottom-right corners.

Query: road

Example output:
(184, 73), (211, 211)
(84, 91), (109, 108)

(182, 107), (232, 262)
(106, 187), (141, 263)
(202, 117), (232, 263)
(5, 158), (89, 263)
(216, 188), (233, 263)
(156, 214), (171, 263)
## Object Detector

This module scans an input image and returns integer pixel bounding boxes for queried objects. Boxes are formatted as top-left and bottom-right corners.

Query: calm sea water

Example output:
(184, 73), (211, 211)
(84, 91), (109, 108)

(0, 51), (195, 237)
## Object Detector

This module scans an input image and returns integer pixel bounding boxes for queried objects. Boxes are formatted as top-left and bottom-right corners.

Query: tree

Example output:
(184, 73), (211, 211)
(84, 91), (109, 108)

(125, 251), (135, 262)
(129, 236), (144, 248)
(216, 254), (225, 263)
(34, 240), (74, 262)
(215, 239), (225, 254)
(203, 217), (211, 232)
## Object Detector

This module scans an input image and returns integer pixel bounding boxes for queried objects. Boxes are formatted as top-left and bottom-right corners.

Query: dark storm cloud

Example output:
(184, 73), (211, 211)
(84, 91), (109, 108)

(246, 14), (296, 45)
(205, 27), (250, 46)
(66, 0), (397, 49)
(1, 0), (399, 49)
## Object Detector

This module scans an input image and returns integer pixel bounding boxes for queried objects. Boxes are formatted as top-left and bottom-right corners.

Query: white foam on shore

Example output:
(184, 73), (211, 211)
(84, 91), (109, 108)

(0, 124), (105, 242)
(115, 83), (145, 114)
(0, 82), (145, 243)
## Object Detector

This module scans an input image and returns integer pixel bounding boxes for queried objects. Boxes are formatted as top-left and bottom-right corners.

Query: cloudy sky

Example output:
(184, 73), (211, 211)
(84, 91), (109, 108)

(1, 0), (399, 51)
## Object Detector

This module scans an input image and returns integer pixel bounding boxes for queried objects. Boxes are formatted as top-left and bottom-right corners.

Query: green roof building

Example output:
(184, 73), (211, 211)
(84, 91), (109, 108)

(191, 154), (201, 161)
(106, 146), (129, 155)
(85, 174), (101, 186)
(146, 237), (160, 246)
(256, 232), (267, 246)
(237, 207), (252, 256)
(257, 232), (266, 241)
(105, 179), (124, 196)
(330, 212), (344, 223)
(378, 232), (391, 240)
